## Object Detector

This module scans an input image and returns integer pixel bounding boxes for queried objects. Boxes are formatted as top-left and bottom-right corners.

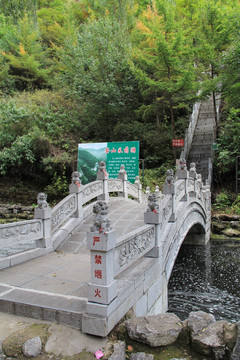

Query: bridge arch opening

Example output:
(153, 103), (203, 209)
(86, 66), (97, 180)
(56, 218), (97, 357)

(183, 223), (206, 246)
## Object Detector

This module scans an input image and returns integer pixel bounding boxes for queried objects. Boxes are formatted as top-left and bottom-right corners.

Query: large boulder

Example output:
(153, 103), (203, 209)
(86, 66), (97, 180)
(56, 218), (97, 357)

(126, 313), (183, 347)
(188, 311), (216, 335)
(191, 320), (237, 359)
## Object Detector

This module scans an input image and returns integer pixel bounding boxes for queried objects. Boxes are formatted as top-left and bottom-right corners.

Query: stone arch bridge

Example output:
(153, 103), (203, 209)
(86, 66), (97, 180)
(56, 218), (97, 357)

(0, 161), (211, 337)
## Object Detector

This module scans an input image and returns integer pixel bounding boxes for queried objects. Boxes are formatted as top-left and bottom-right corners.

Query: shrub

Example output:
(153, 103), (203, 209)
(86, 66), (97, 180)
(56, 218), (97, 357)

(213, 192), (231, 211)
(44, 168), (69, 202)
(231, 195), (240, 214)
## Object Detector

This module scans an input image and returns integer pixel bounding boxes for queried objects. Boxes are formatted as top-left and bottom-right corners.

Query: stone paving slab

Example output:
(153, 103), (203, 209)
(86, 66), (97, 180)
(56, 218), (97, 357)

(0, 198), (147, 328)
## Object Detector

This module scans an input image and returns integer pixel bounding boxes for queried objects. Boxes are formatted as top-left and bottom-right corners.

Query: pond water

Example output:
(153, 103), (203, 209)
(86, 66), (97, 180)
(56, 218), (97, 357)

(168, 240), (240, 323)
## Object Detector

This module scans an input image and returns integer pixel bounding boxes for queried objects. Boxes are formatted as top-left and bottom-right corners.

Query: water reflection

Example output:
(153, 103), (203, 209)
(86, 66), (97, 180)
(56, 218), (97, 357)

(168, 240), (240, 323)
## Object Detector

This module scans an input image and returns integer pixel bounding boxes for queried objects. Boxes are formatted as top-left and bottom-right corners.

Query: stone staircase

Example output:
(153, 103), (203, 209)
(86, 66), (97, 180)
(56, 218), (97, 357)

(187, 97), (216, 182)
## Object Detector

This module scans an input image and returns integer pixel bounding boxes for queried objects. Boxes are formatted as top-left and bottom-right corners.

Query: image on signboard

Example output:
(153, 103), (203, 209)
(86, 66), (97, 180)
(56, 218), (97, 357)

(78, 141), (139, 184)
(78, 143), (107, 184)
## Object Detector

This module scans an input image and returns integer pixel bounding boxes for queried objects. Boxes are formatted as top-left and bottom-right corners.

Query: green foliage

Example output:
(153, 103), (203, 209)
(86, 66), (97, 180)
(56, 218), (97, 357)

(0, 0), (38, 23)
(140, 161), (174, 190)
(221, 36), (240, 108)
(0, 15), (52, 91)
(232, 195), (240, 214)
(44, 168), (69, 201)
(213, 192), (231, 210)
(58, 17), (140, 141)
(216, 108), (240, 177)
(0, 0), (240, 188)
(0, 127), (50, 177)
(0, 100), (32, 148)
(131, 0), (197, 137)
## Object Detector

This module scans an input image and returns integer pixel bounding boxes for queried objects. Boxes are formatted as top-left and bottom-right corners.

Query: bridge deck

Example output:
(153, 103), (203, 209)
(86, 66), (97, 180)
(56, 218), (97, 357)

(0, 198), (147, 328)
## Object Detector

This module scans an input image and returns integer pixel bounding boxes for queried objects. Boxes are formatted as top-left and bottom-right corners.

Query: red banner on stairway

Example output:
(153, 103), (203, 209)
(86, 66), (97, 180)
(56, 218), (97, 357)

(172, 139), (184, 147)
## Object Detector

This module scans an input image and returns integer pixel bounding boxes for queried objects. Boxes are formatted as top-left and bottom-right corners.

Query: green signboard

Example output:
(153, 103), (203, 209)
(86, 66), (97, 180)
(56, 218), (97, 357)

(212, 143), (218, 151)
(78, 141), (139, 184)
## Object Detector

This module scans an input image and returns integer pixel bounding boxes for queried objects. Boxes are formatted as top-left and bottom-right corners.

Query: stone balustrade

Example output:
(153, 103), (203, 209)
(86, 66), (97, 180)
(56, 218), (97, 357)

(84, 161), (211, 321)
(0, 164), (146, 261)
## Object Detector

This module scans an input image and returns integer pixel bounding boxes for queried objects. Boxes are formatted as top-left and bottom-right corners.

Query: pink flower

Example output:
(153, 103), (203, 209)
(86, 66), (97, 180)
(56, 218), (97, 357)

(95, 349), (104, 359)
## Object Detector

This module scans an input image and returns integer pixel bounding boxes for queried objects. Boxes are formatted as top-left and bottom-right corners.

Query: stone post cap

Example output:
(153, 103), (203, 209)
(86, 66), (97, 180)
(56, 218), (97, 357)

(87, 230), (116, 251)
(34, 207), (51, 219)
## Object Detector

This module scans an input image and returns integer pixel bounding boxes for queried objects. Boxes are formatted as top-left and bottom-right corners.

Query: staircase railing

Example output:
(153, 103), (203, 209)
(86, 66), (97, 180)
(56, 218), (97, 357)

(181, 101), (201, 161)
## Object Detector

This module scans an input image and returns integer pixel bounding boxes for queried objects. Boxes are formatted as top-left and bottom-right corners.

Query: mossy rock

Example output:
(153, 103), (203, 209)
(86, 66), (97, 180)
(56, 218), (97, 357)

(2, 323), (50, 358)
(222, 228), (240, 238)
(211, 233), (230, 242)
(211, 221), (227, 234)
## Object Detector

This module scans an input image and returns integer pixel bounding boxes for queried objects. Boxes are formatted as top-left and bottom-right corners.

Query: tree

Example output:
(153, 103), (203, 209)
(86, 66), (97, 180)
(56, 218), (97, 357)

(188, 0), (239, 129)
(57, 17), (140, 141)
(0, 0), (38, 23)
(131, 0), (198, 162)
(216, 108), (240, 184)
(0, 15), (52, 90)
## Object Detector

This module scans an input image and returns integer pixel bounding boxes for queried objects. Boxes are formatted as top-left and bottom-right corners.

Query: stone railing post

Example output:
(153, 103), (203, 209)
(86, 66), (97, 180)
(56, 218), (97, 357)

(197, 174), (203, 200)
(34, 193), (52, 248)
(134, 175), (142, 202)
(118, 164), (128, 199)
(144, 193), (162, 257)
(86, 201), (117, 316)
(69, 171), (83, 220)
(163, 169), (175, 222)
(176, 158), (189, 201)
(189, 162), (197, 197)
(97, 161), (109, 202)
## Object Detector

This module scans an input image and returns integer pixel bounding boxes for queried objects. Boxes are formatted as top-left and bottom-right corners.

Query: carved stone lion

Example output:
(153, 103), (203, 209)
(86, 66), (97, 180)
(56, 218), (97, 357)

(71, 171), (81, 185)
(147, 193), (159, 213)
(98, 161), (106, 172)
(190, 162), (196, 173)
(165, 169), (174, 185)
(37, 193), (48, 209)
(179, 158), (187, 171)
(90, 201), (112, 233)
(119, 164), (126, 174)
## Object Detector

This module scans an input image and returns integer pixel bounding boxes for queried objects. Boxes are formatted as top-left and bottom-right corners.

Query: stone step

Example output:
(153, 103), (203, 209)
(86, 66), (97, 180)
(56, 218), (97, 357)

(194, 124), (216, 131)
(0, 285), (87, 329)
(190, 145), (212, 152)
(192, 134), (214, 141)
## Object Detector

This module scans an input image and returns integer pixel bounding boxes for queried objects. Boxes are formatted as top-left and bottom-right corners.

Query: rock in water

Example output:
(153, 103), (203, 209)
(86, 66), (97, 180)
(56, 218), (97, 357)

(126, 313), (183, 347)
(22, 336), (42, 357)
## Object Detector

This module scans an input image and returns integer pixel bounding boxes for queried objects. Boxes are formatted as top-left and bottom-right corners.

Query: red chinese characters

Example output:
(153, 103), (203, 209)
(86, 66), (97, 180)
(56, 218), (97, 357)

(95, 255), (102, 264)
(93, 236), (100, 246)
(94, 269), (102, 279)
(94, 289), (101, 298)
